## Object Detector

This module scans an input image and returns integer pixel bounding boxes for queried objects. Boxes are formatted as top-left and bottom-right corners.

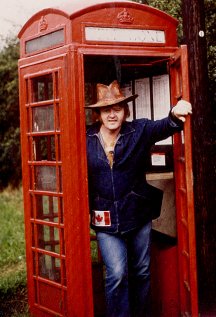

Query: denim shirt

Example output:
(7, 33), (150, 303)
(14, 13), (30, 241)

(86, 114), (183, 234)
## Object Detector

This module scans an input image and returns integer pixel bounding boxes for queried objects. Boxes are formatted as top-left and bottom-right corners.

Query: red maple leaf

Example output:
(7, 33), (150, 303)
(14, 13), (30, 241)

(95, 214), (103, 223)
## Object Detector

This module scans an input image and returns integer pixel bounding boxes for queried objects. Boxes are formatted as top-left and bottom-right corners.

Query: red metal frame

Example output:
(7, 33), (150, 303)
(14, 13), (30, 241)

(170, 45), (198, 316)
(19, 52), (94, 316)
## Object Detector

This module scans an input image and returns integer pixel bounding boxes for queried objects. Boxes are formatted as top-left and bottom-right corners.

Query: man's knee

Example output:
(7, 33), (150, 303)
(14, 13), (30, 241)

(107, 263), (128, 286)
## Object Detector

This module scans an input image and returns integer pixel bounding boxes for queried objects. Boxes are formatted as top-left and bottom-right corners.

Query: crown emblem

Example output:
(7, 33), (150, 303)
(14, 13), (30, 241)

(117, 9), (134, 24)
(39, 16), (48, 32)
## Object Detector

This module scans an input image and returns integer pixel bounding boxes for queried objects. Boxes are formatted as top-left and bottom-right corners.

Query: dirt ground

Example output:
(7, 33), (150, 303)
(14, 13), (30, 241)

(0, 286), (29, 317)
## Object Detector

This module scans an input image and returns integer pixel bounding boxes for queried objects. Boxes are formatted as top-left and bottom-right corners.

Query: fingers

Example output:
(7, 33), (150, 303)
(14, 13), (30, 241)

(178, 116), (186, 122)
(176, 100), (192, 114)
(172, 100), (192, 121)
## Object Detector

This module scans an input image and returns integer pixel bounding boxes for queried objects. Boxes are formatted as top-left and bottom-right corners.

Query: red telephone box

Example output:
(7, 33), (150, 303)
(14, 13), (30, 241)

(18, 1), (198, 316)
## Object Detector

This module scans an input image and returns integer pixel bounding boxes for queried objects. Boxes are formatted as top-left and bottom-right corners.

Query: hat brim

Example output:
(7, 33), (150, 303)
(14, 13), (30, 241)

(85, 94), (138, 109)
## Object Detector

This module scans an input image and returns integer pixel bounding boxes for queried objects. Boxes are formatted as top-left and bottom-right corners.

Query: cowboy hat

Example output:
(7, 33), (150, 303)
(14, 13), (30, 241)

(85, 80), (138, 108)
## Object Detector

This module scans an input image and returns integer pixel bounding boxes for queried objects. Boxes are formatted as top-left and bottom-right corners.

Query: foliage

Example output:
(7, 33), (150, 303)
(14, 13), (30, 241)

(0, 38), (21, 189)
(0, 187), (28, 315)
(134, 0), (181, 17)
(205, 0), (216, 103)
(146, 0), (182, 20)
(147, 0), (183, 40)
(134, 0), (216, 104)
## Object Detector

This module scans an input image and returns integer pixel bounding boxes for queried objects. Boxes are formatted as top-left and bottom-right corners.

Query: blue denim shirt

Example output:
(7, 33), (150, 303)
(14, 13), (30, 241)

(86, 114), (183, 234)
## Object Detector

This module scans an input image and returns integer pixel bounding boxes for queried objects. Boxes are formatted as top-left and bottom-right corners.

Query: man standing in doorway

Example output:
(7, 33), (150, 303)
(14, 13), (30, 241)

(86, 80), (192, 317)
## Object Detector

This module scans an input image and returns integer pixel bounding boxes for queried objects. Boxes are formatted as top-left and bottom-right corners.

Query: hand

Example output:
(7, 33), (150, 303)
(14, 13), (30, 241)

(171, 100), (192, 122)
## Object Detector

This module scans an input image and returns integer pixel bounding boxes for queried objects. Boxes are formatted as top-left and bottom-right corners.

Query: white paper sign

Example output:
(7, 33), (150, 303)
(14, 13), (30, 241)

(151, 153), (166, 166)
(85, 27), (165, 44)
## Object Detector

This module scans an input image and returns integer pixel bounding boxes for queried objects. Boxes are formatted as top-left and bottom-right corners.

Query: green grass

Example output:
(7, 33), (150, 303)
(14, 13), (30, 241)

(0, 187), (100, 316)
(0, 186), (29, 316)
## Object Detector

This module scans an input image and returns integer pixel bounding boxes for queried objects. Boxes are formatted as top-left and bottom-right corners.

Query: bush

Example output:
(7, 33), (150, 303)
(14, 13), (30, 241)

(0, 38), (21, 189)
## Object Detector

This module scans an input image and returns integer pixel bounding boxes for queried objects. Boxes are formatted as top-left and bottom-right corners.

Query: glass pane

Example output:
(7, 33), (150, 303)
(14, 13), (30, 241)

(29, 166), (33, 190)
(35, 195), (58, 222)
(38, 253), (61, 282)
(59, 167), (62, 192)
(32, 105), (54, 132)
(34, 280), (38, 303)
(33, 252), (37, 275)
(35, 166), (56, 192)
(30, 194), (34, 218)
(26, 29), (64, 54)
(54, 72), (59, 99)
(37, 224), (60, 254)
(59, 198), (64, 224)
(56, 105), (60, 131)
(32, 74), (53, 102)
(32, 223), (35, 247)
(27, 107), (30, 132)
(60, 228), (65, 255)
(62, 260), (67, 286)
(25, 79), (29, 103)
(57, 135), (61, 161)
(33, 136), (56, 161)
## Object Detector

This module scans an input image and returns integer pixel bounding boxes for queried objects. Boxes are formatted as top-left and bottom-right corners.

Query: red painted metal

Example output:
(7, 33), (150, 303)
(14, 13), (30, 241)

(170, 46), (198, 316)
(18, 1), (198, 316)
(151, 244), (180, 316)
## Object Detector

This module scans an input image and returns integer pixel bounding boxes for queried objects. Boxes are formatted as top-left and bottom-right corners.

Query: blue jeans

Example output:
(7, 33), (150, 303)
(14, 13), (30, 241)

(97, 222), (152, 317)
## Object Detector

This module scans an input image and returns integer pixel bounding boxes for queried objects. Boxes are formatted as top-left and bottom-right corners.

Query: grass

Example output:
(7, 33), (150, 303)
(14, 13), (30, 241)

(0, 186), (29, 316)
(0, 187), (101, 316)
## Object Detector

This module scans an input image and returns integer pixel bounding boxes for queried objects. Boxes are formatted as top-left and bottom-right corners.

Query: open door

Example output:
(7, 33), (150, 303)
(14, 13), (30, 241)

(170, 45), (198, 317)
(79, 45), (199, 316)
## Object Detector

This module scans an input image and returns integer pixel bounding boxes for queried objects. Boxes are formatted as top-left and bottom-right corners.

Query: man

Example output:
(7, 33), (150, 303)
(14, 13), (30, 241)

(86, 80), (192, 317)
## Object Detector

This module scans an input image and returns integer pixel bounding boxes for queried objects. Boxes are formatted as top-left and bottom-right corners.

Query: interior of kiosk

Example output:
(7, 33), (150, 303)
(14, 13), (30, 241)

(84, 54), (179, 316)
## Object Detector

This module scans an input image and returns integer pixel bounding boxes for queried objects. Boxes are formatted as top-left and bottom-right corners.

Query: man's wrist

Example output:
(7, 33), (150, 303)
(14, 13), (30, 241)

(169, 109), (183, 125)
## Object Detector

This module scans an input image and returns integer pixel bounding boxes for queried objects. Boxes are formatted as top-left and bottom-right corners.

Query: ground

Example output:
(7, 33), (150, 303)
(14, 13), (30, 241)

(0, 286), (29, 317)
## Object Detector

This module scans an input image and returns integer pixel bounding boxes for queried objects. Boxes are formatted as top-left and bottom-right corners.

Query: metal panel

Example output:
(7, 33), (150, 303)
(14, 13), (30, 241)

(19, 52), (94, 316)
(170, 45), (198, 317)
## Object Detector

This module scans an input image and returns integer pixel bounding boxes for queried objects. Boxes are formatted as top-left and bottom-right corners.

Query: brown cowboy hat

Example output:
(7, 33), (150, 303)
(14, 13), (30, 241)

(85, 80), (138, 108)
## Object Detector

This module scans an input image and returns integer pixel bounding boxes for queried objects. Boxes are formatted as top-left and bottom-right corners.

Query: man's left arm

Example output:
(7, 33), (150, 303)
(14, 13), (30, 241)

(146, 99), (192, 144)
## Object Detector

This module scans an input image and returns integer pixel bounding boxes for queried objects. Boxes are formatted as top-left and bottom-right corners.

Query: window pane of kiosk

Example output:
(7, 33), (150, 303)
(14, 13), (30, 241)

(57, 135), (61, 160)
(25, 29), (64, 54)
(32, 74), (53, 102)
(33, 136), (56, 161)
(35, 166), (56, 192)
(37, 224), (60, 254)
(35, 195), (59, 222)
(25, 79), (29, 104)
(56, 105), (60, 131)
(26, 107), (30, 132)
(58, 166), (63, 192)
(59, 197), (64, 224)
(29, 166), (33, 190)
(38, 253), (61, 282)
(30, 194), (34, 218)
(32, 105), (54, 132)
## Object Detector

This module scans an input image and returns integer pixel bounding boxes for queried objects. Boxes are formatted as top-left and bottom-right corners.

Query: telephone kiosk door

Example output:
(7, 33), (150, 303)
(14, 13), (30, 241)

(82, 45), (198, 317)
(18, 52), (94, 317)
(148, 46), (198, 317)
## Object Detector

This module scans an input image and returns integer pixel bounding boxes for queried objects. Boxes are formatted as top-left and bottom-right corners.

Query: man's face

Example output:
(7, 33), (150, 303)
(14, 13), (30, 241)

(100, 104), (125, 132)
